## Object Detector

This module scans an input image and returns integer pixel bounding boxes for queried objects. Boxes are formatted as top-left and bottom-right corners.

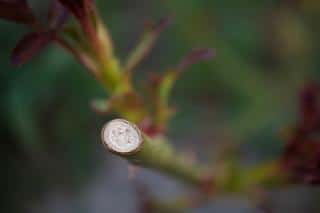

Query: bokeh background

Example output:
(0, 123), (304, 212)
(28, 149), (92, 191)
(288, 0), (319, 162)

(1, 0), (320, 212)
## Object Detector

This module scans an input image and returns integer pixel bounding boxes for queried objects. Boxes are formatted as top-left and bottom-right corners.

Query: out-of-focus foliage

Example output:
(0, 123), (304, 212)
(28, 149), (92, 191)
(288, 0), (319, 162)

(1, 0), (320, 212)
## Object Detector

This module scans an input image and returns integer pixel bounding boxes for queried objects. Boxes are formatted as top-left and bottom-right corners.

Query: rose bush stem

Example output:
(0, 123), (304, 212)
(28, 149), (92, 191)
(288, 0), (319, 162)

(127, 136), (211, 186)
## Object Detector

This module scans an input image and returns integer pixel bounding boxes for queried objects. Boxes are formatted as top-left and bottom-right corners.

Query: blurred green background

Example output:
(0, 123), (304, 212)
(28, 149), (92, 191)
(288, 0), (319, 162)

(1, 0), (320, 212)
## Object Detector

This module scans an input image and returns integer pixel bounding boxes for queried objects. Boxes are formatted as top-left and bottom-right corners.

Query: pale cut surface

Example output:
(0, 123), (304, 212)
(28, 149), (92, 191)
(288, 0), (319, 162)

(102, 119), (142, 153)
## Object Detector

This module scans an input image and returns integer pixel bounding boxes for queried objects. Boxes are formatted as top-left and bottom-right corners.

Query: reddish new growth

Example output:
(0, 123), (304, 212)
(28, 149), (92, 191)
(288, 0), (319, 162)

(0, 0), (95, 65)
(282, 83), (320, 184)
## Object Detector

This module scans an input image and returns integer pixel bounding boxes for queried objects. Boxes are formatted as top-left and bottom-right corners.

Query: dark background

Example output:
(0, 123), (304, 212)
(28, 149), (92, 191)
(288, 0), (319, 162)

(1, 0), (320, 212)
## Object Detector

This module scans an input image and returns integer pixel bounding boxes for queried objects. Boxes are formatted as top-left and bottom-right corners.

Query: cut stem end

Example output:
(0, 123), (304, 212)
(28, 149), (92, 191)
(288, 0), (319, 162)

(101, 119), (143, 154)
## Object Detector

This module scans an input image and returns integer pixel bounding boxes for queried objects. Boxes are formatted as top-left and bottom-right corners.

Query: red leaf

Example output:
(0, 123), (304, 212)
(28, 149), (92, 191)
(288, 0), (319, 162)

(299, 83), (320, 131)
(58, 0), (93, 19)
(48, 0), (69, 29)
(177, 48), (215, 73)
(0, 1), (36, 24)
(144, 15), (173, 35)
(11, 32), (53, 65)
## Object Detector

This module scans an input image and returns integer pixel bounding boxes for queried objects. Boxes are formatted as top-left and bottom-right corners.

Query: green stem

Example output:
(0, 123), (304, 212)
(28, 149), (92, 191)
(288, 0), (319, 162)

(123, 136), (211, 186)
(141, 161), (287, 213)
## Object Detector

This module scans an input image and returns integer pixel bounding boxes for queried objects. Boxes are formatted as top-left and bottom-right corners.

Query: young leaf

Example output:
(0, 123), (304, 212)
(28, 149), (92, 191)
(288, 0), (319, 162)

(48, 0), (69, 29)
(123, 16), (173, 74)
(11, 32), (53, 65)
(297, 83), (320, 133)
(0, 0), (36, 24)
(58, 0), (93, 19)
(176, 48), (215, 73)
